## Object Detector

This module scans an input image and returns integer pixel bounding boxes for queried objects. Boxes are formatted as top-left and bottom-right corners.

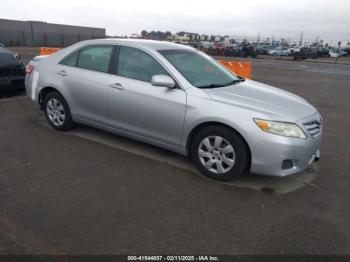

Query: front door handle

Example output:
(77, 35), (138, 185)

(111, 82), (124, 90)
(57, 70), (67, 76)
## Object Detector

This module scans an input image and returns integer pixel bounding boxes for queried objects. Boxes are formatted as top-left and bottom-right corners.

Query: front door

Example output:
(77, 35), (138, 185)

(108, 46), (187, 147)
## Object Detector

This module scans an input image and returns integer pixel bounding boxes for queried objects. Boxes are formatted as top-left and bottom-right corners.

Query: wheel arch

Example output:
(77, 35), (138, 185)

(185, 121), (252, 171)
(38, 86), (62, 109)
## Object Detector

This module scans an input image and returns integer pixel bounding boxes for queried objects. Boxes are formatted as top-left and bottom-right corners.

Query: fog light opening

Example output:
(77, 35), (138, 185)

(282, 159), (294, 170)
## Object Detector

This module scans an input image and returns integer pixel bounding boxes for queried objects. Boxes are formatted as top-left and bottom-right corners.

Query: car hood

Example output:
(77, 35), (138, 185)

(203, 79), (317, 122)
(0, 50), (22, 67)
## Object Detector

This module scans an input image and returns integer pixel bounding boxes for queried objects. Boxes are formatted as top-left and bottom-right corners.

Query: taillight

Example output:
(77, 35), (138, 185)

(25, 64), (34, 75)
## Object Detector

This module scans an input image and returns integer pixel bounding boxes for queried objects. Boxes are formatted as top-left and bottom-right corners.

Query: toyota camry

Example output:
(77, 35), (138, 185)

(25, 39), (322, 181)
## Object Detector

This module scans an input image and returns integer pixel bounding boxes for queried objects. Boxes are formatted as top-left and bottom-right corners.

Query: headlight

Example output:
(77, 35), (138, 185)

(254, 119), (306, 139)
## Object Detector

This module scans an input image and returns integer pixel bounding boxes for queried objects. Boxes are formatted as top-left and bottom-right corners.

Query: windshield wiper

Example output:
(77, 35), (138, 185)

(222, 78), (246, 86)
(197, 77), (246, 89)
(214, 78), (246, 87)
(197, 83), (226, 89)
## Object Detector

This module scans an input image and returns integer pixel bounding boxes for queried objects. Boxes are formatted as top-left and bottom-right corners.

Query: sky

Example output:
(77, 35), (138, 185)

(1, 0), (349, 43)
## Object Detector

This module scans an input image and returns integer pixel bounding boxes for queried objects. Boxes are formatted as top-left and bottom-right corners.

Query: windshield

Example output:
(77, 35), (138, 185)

(158, 49), (243, 88)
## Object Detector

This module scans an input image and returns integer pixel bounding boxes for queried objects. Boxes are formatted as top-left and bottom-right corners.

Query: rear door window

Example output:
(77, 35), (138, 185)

(76, 45), (113, 73)
(60, 51), (79, 67)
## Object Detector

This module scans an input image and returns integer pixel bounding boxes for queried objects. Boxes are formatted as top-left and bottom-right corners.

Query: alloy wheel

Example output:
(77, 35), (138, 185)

(46, 98), (66, 127)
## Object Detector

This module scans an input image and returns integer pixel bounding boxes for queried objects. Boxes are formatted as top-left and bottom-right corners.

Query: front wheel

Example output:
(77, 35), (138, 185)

(43, 91), (75, 131)
(190, 126), (250, 181)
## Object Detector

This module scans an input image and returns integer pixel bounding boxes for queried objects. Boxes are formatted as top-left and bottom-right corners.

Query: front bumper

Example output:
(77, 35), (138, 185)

(0, 79), (25, 92)
(0, 65), (25, 92)
(249, 113), (322, 177)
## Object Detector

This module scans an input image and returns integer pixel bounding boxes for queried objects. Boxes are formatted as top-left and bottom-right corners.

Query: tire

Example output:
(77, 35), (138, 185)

(43, 91), (75, 131)
(190, 126), (250, 181)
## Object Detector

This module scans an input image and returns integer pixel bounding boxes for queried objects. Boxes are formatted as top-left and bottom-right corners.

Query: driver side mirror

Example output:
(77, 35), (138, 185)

(151, 74), (176, 89)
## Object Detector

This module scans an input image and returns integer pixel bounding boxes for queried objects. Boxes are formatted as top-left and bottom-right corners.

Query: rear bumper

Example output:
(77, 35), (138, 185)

(25, 71), (39, 103)
(0, 65), (25, 92)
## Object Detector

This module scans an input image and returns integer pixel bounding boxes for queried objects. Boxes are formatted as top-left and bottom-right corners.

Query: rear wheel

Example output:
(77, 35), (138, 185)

(190, 126), (250, 181)
(43, 91), (75, 131)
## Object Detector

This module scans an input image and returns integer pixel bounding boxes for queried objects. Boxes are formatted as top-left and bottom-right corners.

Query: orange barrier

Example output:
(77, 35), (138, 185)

(219, 60), (252, 79)
(40, 47), (62, 56)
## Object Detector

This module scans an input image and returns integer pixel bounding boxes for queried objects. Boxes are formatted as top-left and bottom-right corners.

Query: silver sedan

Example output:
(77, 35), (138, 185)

(25, 39), (322, 181)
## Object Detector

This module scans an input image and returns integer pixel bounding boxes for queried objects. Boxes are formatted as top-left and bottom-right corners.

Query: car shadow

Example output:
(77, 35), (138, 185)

(47, 123), (319, 194)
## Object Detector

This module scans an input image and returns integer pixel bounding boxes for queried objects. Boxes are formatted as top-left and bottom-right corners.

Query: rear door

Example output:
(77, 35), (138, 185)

(108, 45), (187, 147)
(57, 45), (113, 125)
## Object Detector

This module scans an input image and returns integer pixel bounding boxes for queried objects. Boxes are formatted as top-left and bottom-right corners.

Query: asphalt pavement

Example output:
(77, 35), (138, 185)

(0, 58), (349, 255)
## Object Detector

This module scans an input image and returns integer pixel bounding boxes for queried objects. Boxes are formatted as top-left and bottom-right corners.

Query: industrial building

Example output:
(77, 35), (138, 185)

(0, 18), (106, 47)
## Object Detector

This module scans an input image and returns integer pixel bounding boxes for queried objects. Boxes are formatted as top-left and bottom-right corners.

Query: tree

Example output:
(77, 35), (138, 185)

(141, 30), (148, 38)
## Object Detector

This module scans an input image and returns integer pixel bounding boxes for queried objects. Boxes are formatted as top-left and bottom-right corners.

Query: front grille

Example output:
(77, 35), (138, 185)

(0, 66), (25, 78)
(303, 119), (322, 138)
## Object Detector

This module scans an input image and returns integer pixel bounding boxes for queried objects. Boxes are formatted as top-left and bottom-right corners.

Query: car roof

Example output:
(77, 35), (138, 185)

(78, 38), (193, 51)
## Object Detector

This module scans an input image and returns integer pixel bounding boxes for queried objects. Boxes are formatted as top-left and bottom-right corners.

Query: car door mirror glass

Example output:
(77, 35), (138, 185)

(151, 74), (176, 88)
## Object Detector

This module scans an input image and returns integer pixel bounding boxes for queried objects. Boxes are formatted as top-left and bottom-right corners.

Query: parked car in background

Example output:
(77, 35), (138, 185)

(268, 47), (291, 56)
(224, 45), (257, 58)
(255, 45), (270, 55)
(0, 48), (25, 93)
(338, 49), (348, 56)
(202, 44), (257, 58)
(329, 50), (341, 58)
(329, 49), (347, 57)
(315, 47), (330, 58)
(25, 39), (322, 181)
(240, 45), (258, 58)
(0, 45), (21, 59)
(287, 47), (299, 54)
(293, 47), (318, 60)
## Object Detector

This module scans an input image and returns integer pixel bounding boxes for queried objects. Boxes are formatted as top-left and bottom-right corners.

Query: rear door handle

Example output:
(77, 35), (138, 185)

(57, 70), (67, 76)
(111, 82), (124, 90)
